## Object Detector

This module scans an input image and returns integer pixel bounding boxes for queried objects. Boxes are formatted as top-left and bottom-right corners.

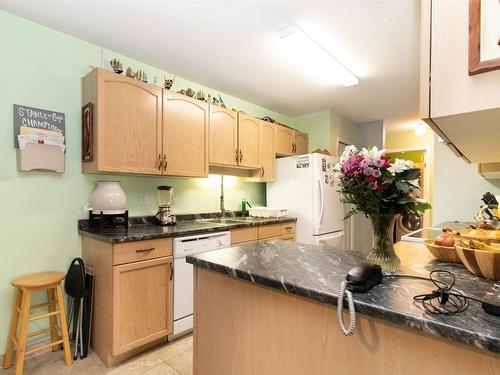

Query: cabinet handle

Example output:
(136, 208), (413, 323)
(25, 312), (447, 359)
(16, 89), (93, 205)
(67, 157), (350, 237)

(284, 226), (293, 231)
(163, 154), (167, 171)
(169, 262), (174, 281)
(158, 154), (163, 170)
(239, 150), (243, 162)
(291, 143), (295, 153)
(293, 143), (297, 153)
(236, 149), (239, 162)
(261, 166), (265, 178)
(136, 247), (155, 253)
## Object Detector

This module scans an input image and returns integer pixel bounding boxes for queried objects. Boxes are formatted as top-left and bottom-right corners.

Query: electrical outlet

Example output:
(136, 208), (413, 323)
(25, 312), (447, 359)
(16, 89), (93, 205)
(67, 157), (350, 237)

(139, 193), (148, 206)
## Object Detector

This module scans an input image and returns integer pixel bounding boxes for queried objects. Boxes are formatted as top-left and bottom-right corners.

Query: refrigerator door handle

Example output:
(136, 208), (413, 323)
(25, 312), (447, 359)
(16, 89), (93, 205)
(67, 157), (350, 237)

(317, 177), (324, 224)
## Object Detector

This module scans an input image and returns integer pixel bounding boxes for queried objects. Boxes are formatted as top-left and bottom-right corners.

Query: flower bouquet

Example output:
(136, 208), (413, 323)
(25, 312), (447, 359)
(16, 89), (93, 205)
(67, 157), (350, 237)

(334, 146), (431, 271)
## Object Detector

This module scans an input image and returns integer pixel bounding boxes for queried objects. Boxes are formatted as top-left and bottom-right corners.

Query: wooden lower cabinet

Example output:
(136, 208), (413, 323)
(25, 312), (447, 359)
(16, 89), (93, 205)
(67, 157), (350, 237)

(112, 257), (173, 356)
(231, 222), (296, 245)
(82, 237), (173, 367)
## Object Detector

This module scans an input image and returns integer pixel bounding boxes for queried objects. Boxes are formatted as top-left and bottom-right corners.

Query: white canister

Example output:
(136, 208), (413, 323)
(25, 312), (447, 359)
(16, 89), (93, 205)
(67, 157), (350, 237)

(89, 181), (127, 214)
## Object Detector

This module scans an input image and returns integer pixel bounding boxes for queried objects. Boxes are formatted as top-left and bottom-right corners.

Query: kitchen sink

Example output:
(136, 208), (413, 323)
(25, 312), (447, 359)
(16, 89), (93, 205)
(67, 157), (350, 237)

(202, 218), (247, 224)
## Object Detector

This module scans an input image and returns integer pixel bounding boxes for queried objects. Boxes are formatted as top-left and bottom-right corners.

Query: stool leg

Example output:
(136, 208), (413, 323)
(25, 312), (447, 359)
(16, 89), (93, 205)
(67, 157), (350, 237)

(47, 289), (59, 352)
(14, 289), (31, 375)
(3, 289), (23, 369)
(55, 283), (72, 367)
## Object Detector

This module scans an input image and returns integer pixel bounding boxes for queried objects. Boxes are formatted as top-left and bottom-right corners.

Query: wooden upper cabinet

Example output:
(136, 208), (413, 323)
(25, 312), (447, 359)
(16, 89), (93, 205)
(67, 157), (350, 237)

(237, 113), (260, 168)
(294, 131), (309, 155)
(210, 106), (238, 166)
(82, 68), (163, 175)
(275, 124), (294, 156)
(275, 124), (309, 156)
(112, 256), (173, 356)
(259, 121), (275, 181)
(163, 92), (209, 177)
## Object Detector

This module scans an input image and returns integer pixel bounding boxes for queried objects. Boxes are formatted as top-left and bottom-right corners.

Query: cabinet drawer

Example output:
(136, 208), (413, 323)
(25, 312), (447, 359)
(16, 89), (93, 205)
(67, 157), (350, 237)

(231, 227), (258, 245)
(113, 238), (173, 265)
(280, 234), (295, 242)
(281, 222), (296, 236)
(258, 224), (282, 239)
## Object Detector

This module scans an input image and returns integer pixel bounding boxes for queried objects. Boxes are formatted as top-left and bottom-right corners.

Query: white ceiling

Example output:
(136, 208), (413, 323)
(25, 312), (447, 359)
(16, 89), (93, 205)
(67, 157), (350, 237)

(0, 0), (420, 128)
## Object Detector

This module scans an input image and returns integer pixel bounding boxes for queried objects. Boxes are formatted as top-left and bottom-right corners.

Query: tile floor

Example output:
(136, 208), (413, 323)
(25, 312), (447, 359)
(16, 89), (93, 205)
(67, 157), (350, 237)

(1, 334), (193, 375)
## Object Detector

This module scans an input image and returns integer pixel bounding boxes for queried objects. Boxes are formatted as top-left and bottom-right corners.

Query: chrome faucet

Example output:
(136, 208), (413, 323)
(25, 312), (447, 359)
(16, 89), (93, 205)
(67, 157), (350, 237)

(220, 175), (226, 218)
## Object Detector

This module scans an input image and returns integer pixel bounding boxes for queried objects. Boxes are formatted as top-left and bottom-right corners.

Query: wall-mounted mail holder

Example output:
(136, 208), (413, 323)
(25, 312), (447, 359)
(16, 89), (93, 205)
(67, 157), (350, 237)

(17, 143), (65, 173)
(14, 104), (66, 173)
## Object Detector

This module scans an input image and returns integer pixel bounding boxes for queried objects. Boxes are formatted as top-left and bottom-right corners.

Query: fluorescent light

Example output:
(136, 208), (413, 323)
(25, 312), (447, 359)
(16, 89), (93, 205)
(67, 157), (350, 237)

(279, 24), (358, 87)
(414, 122), (427, 136)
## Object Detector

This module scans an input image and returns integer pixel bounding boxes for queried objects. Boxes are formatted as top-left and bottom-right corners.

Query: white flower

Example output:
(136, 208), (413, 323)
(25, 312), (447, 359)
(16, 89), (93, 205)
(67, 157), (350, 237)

(409, 179), (420, 187)
(360, 146), (386, 164)
(388, 158), (413, 175)
(339, 145), (358, 163)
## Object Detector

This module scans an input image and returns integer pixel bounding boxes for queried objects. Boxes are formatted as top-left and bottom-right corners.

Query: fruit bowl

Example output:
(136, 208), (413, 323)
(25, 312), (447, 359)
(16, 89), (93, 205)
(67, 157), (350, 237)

(455, 244), (500, 280)
(424, 240), (461, 263)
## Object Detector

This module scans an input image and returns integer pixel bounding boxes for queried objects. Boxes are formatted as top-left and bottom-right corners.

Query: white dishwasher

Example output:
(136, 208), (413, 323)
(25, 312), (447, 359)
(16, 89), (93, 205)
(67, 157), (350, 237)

(170, 231), (231, 339)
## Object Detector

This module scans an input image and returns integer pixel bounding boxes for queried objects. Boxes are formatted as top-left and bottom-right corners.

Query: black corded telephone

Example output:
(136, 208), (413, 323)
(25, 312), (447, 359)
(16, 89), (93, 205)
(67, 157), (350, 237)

(345, 263), (383, 293)
(338, 263), (383, 336)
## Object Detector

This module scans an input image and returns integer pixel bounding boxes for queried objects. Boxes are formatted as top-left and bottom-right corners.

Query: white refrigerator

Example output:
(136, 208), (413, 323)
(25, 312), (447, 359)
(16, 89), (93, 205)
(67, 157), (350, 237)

(267, 153), (344, 248)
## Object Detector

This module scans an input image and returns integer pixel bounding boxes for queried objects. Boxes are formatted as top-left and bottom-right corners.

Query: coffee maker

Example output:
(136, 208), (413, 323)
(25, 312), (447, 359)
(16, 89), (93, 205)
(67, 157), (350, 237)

(155, 186), (177, 225)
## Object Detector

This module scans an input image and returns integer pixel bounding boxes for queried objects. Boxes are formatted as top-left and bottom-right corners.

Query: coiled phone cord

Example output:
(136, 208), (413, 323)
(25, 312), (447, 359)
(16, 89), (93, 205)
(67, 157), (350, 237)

(337, 280), (356, 336)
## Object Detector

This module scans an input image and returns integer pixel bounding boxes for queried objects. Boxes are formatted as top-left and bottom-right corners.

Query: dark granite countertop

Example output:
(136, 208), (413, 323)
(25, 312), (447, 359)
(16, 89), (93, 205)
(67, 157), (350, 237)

(187, 240), (500, 353)
(78, 214), (296, 243)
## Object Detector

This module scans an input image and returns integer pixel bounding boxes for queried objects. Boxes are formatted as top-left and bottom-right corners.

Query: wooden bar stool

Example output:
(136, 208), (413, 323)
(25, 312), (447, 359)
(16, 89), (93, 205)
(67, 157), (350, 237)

(3, 272), (72, 375)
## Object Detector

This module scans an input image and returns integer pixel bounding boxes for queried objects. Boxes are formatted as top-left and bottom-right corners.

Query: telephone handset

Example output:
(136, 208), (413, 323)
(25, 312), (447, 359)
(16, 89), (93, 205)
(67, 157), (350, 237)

(337, 263), (383, 336)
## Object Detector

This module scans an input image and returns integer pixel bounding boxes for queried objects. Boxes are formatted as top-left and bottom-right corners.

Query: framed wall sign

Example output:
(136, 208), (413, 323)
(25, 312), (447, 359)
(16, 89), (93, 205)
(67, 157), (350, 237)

(469, 0), (500, 75)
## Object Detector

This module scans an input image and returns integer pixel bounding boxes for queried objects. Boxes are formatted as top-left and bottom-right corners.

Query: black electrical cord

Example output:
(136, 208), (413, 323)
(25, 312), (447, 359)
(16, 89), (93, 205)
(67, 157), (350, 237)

(388, 270), (483, 315)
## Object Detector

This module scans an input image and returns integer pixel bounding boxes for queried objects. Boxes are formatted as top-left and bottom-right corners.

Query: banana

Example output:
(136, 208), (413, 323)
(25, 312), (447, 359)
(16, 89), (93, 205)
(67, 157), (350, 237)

(467, 240), (500, 253)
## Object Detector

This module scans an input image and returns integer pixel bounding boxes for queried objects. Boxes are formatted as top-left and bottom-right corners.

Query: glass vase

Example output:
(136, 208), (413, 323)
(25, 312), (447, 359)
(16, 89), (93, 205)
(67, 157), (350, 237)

(366, 214), (400, 272)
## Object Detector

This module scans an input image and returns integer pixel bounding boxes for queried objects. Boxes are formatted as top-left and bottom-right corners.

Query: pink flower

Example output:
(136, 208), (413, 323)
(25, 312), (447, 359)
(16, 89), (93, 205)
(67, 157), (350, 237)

(360, 159), (370, 168)
(363, 167), (374, 176)
(372, 170), (381, 178)
(374, 159), (384, 168)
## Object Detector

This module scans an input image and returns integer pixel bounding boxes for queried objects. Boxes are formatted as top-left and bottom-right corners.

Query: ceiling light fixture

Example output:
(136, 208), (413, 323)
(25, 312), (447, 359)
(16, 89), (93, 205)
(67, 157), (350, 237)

(414, 122), (427, 136)
(279, 24), (359, 87)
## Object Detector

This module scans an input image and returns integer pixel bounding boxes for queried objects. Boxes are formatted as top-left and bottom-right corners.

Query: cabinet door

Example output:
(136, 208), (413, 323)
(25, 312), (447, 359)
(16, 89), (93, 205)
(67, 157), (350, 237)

(210, 106), (238, 166)
(237, 114), (260, 168)
(294, 131), (309, 155)
(259, 121), (275, 181)
(97, 69), (163, 174)
(112, 257), (173, 356)
(275, 125), (294, 156)
(163, 92), (209, 177)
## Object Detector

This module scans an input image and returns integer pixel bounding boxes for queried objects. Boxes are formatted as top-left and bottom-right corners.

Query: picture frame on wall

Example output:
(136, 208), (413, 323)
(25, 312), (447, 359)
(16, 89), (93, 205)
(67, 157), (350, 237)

(469, 0), (500, 75)
(82, 102), (93, 162)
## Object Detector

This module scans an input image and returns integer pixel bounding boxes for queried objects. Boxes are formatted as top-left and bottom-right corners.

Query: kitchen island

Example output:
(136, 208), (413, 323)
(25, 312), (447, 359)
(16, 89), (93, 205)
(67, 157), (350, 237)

(187, 241), (500, 375)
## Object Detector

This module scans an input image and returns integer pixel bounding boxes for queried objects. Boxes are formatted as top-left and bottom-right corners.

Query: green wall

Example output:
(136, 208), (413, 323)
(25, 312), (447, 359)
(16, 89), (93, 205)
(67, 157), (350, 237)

(291, 111), (331, 153)
(0, 11), (294, 353)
